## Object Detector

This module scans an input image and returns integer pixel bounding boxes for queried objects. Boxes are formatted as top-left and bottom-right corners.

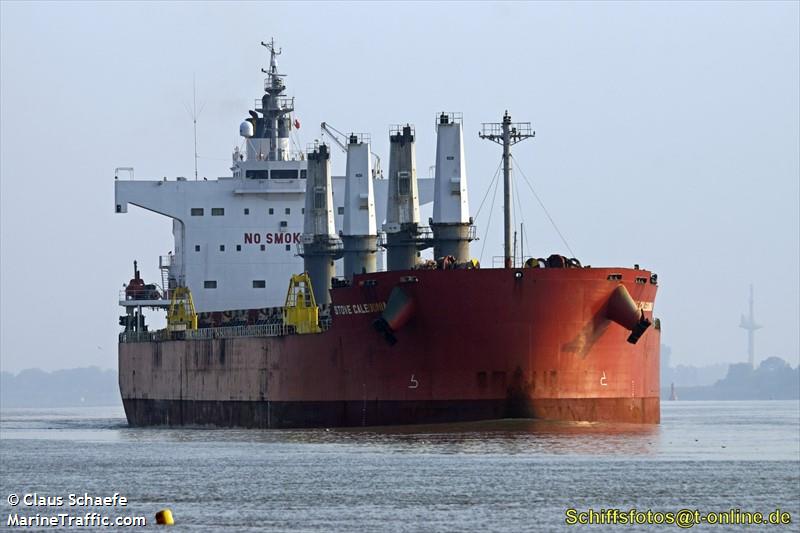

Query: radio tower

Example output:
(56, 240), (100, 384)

(739, 284), (762, 367)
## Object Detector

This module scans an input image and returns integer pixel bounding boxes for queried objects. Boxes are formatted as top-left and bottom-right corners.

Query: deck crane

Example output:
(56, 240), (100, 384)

(320, 122), (383, 179)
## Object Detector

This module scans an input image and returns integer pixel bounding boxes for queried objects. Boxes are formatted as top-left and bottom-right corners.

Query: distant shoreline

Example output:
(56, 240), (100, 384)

(1, 367), (121, 408)
(661, 357), (799, 401)
(2, 364), (797, 408)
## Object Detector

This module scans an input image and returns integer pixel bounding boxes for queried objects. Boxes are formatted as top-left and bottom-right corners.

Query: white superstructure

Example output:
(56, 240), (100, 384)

(115, 40), (434, 312)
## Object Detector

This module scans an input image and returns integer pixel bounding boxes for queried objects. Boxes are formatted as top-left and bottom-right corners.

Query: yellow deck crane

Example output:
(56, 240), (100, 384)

(283, 273), (321, 334)
(167, 287), (198, 331)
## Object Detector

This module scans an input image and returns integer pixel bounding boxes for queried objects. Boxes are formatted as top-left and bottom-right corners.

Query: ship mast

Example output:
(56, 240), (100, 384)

(479, 112), (534, 268)
(257, 38), (294, 162)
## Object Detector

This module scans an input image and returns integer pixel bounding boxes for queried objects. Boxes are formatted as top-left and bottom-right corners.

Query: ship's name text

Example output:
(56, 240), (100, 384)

(333, 302), (387, 316)
(244, 232), (302, 245)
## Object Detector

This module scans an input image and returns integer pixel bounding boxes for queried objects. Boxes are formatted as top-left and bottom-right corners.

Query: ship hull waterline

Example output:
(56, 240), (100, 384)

(119, 267), (660, 428)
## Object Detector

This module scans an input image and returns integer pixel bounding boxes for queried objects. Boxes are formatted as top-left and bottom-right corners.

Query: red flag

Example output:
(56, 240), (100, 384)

(294, 118), (301, 129)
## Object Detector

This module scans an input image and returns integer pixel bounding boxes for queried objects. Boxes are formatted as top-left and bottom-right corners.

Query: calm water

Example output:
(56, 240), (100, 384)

(1, 402), (798, 532)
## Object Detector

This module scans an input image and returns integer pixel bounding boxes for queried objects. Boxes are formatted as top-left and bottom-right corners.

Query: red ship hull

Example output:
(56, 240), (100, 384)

(119, 267), (660, 427)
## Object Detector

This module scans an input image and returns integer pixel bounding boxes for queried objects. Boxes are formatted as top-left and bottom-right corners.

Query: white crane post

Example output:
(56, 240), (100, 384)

(431, 112), (474, 261)
(342, 134), (378, 278)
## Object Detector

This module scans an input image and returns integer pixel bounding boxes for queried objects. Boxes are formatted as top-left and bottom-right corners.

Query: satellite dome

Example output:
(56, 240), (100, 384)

(239, 120), (254, 138)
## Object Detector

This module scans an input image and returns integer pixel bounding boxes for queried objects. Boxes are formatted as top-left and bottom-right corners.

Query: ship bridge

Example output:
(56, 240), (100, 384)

(115, 41), (434, 313)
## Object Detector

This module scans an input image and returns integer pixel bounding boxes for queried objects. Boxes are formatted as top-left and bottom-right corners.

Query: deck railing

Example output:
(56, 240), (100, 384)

(119, 321), (334, 343)
(120, 323), (290, 343)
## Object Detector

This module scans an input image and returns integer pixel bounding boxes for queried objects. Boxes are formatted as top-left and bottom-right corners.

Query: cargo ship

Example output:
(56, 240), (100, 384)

(115, 40), (660, 428)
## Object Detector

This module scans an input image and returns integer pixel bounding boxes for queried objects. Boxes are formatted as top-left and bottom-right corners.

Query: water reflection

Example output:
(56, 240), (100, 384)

(3, 402), (798, 461)
(319, 418), (659, 456)
(124, 419), (660, 456)
(2, 407), (659, 457)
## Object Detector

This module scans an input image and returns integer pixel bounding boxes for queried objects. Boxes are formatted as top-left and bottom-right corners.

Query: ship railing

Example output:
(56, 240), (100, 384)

(120, 321), (331, 343)
(184, 324), (289, 340)
(119, 286), (171, 308)
(119, 329), (171, 343)
(120, 288), (164, 301)
(296, 237), (344, 257)
(490, 255), (544, 268)
(434, 111), (463, 129)
(389, 124), (415, 137)
(254, 96), (295, 113)
(416, 225), (434, 240)
(478, 121), (534, 138)
(114, 167), (134, 180)
(492, 255), (520, 268)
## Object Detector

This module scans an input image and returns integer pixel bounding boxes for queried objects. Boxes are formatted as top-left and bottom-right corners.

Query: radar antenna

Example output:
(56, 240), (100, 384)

(184, 74), (205, 181)
(261, 38), (282, 75)
(192, 75), (198, 181)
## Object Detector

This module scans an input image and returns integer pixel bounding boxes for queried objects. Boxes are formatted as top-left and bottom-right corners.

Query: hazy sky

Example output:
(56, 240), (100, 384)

(1, 1), (798, 373)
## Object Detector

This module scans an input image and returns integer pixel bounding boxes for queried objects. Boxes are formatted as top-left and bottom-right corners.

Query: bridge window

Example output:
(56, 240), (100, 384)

(211, 208), (224, 216)
(236, 245), (242, 251)
(337, 206), (344, 215)
(300, 170), (307, 179)
(285, 244), (291, 251)
(245, 170), (269, 180)
(272, 169), (297, 180)
(219, 245), (225, 252)
(260, 244), (266, 251)
(252, 280), (266, 288)
(268, 208), (274, 215)
(244, 208), (250, 215)
(190, 208), (204, 216)
(195, 245), (200, 252)
(204, 280), (217, 289)
(285, 207), (291, 215)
